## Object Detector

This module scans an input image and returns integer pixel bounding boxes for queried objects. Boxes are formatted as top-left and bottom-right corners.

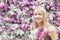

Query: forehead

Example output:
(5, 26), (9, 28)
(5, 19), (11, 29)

(33, 9), (43, 14)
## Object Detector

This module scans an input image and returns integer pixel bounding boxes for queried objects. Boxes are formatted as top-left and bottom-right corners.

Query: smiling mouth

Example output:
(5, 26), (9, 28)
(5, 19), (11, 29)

(35, 18), (41, 20)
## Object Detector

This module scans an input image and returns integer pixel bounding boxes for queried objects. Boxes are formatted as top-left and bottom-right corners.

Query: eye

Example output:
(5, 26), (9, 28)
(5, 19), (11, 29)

(39, 13), (41, 15)
(34, 14), (37, 15)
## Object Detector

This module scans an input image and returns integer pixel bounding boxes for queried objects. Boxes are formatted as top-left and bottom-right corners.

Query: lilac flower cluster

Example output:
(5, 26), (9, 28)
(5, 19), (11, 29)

(36, 26), (50, 40)
(52, 12), (60, 26)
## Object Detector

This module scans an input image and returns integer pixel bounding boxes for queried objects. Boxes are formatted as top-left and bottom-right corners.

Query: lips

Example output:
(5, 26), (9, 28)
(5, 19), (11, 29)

(35, 18), (41, 20)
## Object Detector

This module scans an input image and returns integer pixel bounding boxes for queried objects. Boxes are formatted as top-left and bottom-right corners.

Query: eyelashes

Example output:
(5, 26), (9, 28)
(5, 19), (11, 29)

(34, 13), (42, 15)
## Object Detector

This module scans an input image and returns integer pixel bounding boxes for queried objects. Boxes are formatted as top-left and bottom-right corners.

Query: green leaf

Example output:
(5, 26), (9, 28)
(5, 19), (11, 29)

(44, 35), (51, 40)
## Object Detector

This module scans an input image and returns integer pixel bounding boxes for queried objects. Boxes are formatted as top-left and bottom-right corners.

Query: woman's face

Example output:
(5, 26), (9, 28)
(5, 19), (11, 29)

(33, 9), (44, 23)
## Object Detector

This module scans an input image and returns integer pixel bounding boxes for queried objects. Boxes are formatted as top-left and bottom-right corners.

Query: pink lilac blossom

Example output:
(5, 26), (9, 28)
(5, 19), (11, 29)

(36, 25), (49, 40)
(52, 13), (60, 26)
(55, 2), (60, 11)
(19, 23), (30, 32)
(3, 4), (9, 11)
(58, 31), (60, 40)
(8, 0), (13, 4)
(0, 2), (5, 8)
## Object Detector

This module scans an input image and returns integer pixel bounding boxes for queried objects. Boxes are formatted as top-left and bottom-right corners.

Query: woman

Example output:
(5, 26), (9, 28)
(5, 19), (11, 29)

(29, 6), (57, 40)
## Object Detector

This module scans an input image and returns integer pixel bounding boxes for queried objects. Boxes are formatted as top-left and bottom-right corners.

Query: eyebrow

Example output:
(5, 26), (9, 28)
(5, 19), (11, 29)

(34, 13), (42, 14)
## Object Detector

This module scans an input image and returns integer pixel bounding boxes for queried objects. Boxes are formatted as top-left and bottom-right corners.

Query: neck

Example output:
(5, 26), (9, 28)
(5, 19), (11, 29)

(37, 22), (43, 28)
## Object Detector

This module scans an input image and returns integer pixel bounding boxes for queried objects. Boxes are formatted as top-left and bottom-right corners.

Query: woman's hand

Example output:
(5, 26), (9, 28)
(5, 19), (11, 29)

(49, 31), (57, 40)
(48, 25), (57, 40)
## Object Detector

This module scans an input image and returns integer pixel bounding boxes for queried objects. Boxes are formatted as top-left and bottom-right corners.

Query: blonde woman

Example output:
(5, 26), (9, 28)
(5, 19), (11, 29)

(29, 6), (57, 40)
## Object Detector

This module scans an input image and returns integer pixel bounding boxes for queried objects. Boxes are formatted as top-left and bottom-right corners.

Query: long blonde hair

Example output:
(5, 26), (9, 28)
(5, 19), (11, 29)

(32, 6), (48, 29)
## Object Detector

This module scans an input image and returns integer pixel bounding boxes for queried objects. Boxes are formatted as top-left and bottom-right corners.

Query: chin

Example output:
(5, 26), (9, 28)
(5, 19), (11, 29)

(35, 21), (42, 23)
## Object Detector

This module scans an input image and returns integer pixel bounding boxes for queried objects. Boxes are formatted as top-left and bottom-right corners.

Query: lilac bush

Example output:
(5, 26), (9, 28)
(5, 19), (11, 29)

(0, 0), (60, 40)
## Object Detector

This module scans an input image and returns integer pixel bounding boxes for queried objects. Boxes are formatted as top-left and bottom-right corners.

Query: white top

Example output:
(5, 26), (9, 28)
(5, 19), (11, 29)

(29, 28), (38, 40)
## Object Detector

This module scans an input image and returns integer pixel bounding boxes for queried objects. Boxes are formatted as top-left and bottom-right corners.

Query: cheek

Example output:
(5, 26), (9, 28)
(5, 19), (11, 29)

(39, 16), (43, 22)
(33, 15), (43, 19)
(41, 16), (44, 20)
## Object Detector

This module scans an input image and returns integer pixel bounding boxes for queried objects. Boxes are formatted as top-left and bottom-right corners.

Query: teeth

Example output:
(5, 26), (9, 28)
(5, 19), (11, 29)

(36, 18), (41, 20)
(36, 19), (41, 20)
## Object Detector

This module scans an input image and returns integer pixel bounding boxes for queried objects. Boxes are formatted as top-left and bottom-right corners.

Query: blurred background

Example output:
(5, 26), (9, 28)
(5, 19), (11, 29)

(0, 0), (60, 40)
